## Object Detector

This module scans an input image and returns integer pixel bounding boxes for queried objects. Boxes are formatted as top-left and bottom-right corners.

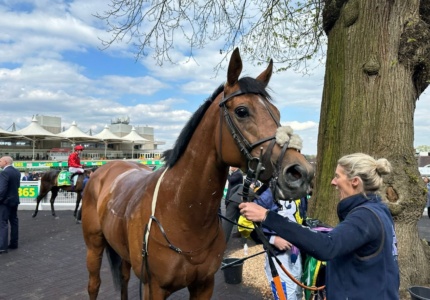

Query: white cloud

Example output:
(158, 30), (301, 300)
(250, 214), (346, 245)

(0, 0), (429, 156)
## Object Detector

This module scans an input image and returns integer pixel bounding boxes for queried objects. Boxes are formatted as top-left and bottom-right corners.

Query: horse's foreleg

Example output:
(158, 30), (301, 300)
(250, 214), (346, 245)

(50, 189), (59, 217)
(120, 260), (131, 300)
(144, 283), (170, 300)
(74, 193), (82, 218)
(76, 207), (82, 224)
(188, 277), (215, 300)
(32, 194), (47, 218)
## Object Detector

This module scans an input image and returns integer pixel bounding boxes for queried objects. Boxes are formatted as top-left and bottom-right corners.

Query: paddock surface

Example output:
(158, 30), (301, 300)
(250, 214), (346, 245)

(0, 209), (263, 300)
(2, 210), (430, 299)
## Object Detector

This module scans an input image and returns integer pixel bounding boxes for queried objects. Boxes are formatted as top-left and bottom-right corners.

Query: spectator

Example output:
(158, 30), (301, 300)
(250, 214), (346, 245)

(22, 172), (30, 181)
(0, 156), (21, 253)
(76, 167), (97, 222)
(222, 166), (243, 242)
(424, 177), (430, 218)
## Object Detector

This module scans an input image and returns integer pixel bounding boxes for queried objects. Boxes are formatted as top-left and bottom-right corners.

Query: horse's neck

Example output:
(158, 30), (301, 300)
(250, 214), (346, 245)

(164, 145), (227, 224)
(161, 102), (231, 225)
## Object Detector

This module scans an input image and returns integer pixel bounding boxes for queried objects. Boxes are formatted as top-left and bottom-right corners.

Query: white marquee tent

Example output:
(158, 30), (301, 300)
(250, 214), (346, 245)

(121, 127), (150, 159)
(57, 121), (101, 145)
(92, 125), (125, 158)
(13, 117), (61, 160)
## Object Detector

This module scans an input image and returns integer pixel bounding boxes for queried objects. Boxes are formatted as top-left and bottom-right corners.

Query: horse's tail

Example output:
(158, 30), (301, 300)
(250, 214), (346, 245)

(105, 243), (122, 291)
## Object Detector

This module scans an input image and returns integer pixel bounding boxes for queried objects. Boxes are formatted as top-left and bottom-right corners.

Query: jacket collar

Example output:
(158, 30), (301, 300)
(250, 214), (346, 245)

(337, 193), (381, 221)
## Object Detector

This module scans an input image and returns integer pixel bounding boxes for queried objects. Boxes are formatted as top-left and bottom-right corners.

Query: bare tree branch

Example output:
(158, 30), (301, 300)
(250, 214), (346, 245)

(95, 0), (326, 73)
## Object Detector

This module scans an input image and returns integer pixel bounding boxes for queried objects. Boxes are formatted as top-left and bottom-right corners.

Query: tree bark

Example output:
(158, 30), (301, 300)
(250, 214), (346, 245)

(311, 0), (430, 296)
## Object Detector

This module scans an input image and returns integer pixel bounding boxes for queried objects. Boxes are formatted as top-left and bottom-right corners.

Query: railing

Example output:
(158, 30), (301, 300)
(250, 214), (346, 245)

(19, 181), (77, 211)
(13, 159), (165, 171)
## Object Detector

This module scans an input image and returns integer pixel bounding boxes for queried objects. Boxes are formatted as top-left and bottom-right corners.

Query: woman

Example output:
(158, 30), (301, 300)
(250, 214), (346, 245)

(239, 153), (399, 299)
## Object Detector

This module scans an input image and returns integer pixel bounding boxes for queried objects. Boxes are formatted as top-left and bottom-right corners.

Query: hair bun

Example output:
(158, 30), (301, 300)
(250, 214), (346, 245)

(375, 158), (392, 175)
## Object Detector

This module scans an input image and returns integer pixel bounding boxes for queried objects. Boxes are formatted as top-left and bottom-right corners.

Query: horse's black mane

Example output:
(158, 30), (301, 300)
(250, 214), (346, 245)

(162, 77), (272, 167)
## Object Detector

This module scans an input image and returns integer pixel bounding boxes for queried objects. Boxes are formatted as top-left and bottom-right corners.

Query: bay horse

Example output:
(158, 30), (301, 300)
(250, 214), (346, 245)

(32, 169), (90, 218)
(82, 48), (314, 300)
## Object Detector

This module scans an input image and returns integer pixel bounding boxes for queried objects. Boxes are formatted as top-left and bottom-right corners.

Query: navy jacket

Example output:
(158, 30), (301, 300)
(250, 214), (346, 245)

(262, 193), (399, 299)
(0, 165), (21, 206)
(226, 169), (243, 200)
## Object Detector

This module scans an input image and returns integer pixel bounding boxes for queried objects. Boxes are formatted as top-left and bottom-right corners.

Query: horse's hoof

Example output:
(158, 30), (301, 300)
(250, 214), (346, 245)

(76, 219), (82, 224)
(73, 212), (77, 217)
(32, 214), (36, 218)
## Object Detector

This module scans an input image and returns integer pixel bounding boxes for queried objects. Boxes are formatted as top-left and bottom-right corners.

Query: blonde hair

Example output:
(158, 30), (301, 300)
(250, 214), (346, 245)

(337, 153), (391, 193)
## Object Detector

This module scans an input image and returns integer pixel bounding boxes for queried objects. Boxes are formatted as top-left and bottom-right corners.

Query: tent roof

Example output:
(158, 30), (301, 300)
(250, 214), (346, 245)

(0, 127), (22, 138)
(93, 125), (124, 142)
(57, 121), (100, 142)
(122, 127), (150, 144)
(13, 117), (59, 139)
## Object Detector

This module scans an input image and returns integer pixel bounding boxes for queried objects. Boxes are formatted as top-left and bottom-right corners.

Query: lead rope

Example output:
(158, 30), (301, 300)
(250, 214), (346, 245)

(251, 220), (287, 300)
(241, 171), (286, 300)
(252, 216), (326, 298)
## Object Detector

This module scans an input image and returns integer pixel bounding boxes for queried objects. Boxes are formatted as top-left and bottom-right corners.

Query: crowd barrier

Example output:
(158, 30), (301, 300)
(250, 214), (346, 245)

(19, 180), (77, 211)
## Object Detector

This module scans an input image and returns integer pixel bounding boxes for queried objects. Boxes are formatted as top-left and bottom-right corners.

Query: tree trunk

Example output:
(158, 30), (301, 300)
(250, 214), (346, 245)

(310, 0), (430, 296)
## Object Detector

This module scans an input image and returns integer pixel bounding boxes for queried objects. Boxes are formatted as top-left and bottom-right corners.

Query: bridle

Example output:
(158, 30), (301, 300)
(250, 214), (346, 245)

(220, 89), (325, 299)
(218, 88), (289, 226)
(218, 89), (289, 199)
(140, 88), (303, 299)
(219, 89), (281, 161)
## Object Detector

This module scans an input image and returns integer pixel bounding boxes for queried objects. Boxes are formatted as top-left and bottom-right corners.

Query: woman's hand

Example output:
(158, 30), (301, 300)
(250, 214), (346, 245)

(238, 202), (268, 222)
(273, 236), (292, 251)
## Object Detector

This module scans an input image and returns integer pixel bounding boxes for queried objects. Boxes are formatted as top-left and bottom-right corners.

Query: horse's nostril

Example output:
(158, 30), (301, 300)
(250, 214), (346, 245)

(285, 165), (303, 181)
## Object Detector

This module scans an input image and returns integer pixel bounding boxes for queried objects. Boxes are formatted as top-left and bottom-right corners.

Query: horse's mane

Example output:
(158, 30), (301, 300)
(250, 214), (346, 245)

(163, 77), (272, 167)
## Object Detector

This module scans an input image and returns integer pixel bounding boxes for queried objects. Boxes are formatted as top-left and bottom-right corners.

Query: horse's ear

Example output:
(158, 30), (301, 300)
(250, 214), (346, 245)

(256, 59), (273, 88)
(226, 48), (243, 87)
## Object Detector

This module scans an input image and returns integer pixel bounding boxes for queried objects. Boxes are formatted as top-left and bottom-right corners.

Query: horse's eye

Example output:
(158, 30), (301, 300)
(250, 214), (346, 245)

(234, 106), (249, 118)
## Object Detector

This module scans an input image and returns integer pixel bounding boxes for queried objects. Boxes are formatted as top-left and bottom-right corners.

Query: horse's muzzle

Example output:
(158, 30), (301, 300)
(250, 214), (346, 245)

(275, 163), (314, 200)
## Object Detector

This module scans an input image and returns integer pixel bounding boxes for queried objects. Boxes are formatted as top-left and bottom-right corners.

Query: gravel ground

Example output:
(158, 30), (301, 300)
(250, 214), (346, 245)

(224, 238), (273, 300)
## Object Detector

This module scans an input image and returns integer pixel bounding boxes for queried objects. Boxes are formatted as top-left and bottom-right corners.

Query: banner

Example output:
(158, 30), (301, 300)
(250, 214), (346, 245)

(19, 181), (40, 200)
(13, 160), (165, 170)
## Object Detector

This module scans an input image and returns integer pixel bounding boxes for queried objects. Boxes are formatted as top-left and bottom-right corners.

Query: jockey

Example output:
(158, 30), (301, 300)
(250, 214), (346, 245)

(68, 145), (84, 184)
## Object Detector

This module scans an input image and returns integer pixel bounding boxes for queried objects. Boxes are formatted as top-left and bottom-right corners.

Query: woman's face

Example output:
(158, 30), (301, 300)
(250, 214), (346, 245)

(331, 165), (359, 200)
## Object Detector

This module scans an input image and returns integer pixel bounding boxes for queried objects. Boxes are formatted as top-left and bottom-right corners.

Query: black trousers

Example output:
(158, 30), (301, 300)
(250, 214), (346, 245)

(8, 205), (18, 247)
(222, 201), (240, 243)
(0, 204), (9, 250)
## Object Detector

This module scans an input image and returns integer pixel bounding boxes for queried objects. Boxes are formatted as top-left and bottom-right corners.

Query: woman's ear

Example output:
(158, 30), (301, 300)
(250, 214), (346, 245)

(351, 177), (361, 188)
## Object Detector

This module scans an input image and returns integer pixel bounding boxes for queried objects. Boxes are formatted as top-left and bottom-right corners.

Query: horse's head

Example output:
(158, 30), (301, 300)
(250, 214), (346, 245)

(218, 48), (314, 200)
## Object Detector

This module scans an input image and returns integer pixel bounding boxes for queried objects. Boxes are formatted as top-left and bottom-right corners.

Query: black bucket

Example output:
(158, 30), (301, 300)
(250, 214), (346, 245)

(409, 286), (430, 300)
(221, 258), (243, 284)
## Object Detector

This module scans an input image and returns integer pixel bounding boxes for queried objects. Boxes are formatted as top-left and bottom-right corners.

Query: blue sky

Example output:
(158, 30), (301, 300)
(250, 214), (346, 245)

(0, 0), (429, 155)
